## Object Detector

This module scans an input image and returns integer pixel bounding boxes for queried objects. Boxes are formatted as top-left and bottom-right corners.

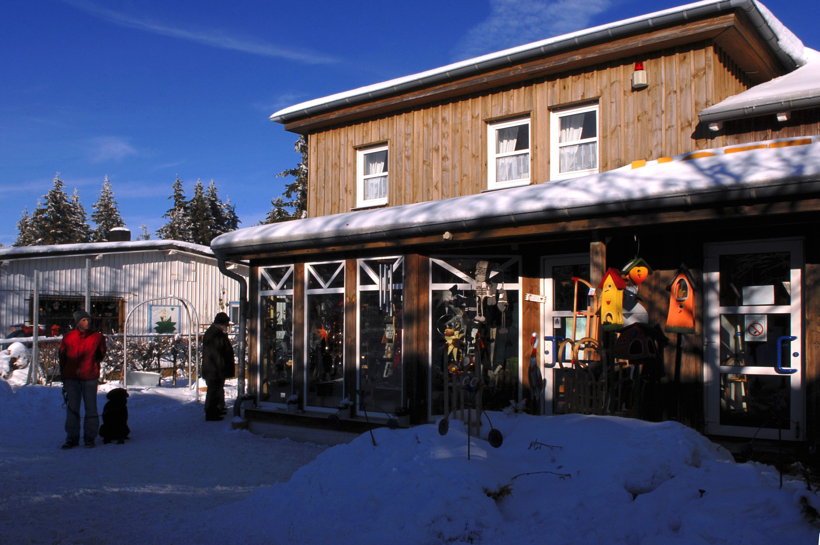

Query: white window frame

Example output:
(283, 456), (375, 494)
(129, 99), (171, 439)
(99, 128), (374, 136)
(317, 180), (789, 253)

(356, 145), (389, 208)
(487, 117), (531, 190)
(550, 104), (599, 180)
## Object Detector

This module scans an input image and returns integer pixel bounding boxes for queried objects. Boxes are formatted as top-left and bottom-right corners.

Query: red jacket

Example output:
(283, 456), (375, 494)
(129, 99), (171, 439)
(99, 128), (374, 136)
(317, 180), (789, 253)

(59, 329), (106, 380)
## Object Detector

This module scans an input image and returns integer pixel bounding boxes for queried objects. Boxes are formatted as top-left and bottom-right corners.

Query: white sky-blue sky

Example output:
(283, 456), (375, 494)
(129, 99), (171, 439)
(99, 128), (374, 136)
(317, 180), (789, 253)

(1, 0), (818, 246)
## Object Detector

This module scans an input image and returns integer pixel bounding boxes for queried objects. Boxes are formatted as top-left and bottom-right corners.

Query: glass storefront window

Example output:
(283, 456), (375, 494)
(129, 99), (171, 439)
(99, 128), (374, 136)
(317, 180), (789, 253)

(306, 262), (345, 409)
(719, 313), (791, 367)
(430, 257), (520, 414)
(719, 252), (790, 307)
(358, 257), (404, 414)
(258, 266), (294, 404)
(720, 373), (789, 429)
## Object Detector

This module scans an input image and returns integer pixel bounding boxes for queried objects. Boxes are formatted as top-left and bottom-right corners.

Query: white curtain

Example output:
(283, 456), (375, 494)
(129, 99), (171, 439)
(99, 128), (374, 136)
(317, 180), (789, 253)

(559, 113), (596, 173)
(496, 126), (529, 183)
(364, 151), (387, 200)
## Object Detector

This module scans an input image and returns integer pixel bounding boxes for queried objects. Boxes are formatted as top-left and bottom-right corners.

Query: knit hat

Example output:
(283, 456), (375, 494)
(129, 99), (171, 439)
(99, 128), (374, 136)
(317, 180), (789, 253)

(73, 310), (92, 325)
(213, 312), (230, 325)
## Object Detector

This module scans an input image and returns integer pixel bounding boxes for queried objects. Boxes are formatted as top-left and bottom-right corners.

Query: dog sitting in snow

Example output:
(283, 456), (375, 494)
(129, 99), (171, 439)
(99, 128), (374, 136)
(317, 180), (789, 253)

(99, 388), (130, 444)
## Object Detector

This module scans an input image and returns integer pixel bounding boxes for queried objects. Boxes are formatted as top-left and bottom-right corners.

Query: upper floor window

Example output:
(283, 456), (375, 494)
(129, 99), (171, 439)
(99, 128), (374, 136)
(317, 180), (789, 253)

(357, 145), (388, 208)
(488, 118), (530, 189)
(550, 104), (598, 180)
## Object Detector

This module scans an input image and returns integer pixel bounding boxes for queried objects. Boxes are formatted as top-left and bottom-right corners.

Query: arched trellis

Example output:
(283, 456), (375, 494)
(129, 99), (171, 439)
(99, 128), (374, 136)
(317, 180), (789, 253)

(122, 296), (201, 399)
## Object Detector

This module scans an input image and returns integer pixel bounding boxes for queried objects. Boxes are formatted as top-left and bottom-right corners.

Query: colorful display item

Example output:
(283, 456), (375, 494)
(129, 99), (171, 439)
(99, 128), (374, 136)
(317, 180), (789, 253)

(621, 257), (653, 286)
(666, 268), (696, 334)
(599, 268), (627, 331)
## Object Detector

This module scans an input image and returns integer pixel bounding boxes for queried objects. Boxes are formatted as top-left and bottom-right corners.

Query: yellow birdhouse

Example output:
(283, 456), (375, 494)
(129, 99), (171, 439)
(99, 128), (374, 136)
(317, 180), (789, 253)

(599, 268), (627, 331)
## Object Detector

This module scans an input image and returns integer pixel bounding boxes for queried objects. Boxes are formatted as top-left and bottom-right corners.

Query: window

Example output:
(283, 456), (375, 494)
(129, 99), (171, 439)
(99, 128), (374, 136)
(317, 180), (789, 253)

(258, 265), (294, 405)
(357, 145), (389, 207)
(358, 257), (404, 414)
(550, 104), (598, 180)
(488, 118), (530, 189)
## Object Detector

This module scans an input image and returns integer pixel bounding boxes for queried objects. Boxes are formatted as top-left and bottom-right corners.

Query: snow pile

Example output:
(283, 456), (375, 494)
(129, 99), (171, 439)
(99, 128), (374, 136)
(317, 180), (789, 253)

(0, 378), (817, 545)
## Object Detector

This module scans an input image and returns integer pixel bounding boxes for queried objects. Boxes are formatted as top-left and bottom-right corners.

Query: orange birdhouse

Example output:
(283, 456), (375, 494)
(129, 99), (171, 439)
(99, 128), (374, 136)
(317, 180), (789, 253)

(621, 257), (652, 286)
(665, 268), (696, 334)
(599, 268), (626, 331)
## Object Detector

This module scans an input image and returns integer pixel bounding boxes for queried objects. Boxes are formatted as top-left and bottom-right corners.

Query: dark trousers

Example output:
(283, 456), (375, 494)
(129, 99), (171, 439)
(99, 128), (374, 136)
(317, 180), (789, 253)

(204, 379), (225, 418)
(64, 379), (99, 443)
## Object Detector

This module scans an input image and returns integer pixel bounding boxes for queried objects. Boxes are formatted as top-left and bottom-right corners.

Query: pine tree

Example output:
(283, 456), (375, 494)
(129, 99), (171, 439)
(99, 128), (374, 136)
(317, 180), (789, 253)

(25, 176), (91, 245)
(69, 189), (93, 243)
(187, 179), (213, 245)
(14, 208), (37, 246)
(221, 198), (240, 232)
(91, 176), (125, 241)
(157, 177), (190, 241)
(205, 180), (226, 234)
(263, 135), (308, 223)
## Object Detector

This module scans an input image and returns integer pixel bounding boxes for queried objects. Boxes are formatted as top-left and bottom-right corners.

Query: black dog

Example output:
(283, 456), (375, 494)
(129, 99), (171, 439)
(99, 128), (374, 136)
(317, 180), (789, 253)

(99, 388), (130, 444)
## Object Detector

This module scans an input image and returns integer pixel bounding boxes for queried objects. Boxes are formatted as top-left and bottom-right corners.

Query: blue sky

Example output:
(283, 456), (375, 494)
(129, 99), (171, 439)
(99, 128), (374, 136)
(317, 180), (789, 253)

(1, 0), (817, 246)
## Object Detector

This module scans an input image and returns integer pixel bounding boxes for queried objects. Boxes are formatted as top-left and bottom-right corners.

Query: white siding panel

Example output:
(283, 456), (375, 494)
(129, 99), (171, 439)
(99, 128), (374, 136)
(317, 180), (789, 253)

(0, 250), (246, 336)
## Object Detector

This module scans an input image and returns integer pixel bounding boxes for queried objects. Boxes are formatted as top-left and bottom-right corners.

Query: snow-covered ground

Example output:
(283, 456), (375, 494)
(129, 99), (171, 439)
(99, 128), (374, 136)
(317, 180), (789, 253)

(1, 368), (818, 545)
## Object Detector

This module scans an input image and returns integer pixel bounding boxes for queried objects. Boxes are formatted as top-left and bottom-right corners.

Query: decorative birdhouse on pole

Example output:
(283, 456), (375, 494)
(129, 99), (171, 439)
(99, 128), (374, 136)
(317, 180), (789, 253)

(621, 257), (652, 286)
(665, 267), (696, 334)
(599, 268), (626, 331)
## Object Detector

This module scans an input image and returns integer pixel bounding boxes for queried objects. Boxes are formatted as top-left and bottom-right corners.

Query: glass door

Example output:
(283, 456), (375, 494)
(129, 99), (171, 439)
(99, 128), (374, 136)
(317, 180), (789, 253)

(704, 239), (804, 440)
(541, 254), (590, 415)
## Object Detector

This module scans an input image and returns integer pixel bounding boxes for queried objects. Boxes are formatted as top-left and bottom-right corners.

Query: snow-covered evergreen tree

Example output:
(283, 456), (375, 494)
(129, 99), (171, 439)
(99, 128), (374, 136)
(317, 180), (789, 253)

(14, 208), (37, 246)
(157, 177), (190, 241)
(263, 135), (308, 224)
(25, 176), (91, 245)
(70, 189), (93, 243)
(91, 176), (125, 241)
(205, 180), (240, 236)
(187, 179), (213, 245)
(221, 198), (240, 232)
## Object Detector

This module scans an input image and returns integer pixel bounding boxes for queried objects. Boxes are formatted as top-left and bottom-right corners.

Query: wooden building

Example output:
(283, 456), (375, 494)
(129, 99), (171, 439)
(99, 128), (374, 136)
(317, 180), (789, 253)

(212, 0), (820, 449)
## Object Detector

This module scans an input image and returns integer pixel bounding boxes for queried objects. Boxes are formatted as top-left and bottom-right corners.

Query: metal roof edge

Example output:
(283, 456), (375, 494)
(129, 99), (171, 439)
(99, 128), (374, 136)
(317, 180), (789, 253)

(0, 240), (216, 261)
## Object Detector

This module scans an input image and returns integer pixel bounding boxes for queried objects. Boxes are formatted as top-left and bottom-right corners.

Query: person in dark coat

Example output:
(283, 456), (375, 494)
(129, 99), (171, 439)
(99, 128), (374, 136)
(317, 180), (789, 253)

(202, 312), (235, 421)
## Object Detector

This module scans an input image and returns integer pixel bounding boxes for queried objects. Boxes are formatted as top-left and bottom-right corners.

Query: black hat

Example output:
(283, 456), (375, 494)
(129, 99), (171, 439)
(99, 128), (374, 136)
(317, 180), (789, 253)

(213, 312), (230, 325)
(73, 310), (92, 325)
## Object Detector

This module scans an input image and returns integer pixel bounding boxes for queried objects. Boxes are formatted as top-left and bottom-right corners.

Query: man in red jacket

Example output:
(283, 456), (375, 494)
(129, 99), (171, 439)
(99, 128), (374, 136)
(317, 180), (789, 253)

(59, 310), (107, 449)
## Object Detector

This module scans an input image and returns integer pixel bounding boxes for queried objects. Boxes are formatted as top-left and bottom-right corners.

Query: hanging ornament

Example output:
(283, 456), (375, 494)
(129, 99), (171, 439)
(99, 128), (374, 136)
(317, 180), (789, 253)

(621, 257), (653, 286)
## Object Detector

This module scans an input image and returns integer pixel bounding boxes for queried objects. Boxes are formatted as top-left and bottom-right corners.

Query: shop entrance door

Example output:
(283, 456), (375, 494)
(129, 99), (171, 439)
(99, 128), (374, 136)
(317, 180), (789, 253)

(704, 239), (804, 440)
(541, 254), (590, 415)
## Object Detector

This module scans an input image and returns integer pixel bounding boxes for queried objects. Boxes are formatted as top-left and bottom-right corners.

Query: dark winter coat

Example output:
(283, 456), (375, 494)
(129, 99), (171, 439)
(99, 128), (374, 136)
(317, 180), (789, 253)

(201, 324), (235, 382)
(59, 328), (106, 381)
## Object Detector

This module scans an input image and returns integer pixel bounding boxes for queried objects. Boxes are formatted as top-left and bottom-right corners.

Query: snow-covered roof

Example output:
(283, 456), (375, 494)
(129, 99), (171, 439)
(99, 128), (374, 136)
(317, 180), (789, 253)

(700, 48), (820, 123)
(271, 0), (806, 124)
(212, 136), (820, 257)
(0, 239), (216, 261)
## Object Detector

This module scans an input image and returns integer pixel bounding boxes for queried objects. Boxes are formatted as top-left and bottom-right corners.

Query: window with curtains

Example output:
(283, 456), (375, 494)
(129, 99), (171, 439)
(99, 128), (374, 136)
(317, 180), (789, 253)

(356, 145), (389, 208)
(550, 104), (599, 180)
(487, 118), (530, 189)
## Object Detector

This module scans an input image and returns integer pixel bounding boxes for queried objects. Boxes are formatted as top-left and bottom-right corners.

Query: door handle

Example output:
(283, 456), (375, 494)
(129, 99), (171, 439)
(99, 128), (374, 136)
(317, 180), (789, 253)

(543, 336), (564, 368)
(775, 336), (798, 374)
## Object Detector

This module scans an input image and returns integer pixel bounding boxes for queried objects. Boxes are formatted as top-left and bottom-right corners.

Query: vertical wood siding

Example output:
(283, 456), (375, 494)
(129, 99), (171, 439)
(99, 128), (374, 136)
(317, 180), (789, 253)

(305, 44), (763, 217)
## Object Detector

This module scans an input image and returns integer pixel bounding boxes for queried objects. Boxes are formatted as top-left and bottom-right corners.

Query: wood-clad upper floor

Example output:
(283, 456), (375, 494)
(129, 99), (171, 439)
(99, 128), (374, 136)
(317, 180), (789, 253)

(274, 7), (809, 219)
